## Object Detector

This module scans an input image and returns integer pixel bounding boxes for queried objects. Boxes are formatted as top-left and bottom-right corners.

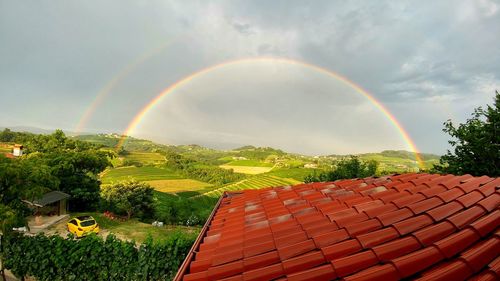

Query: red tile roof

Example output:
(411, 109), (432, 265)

(175, 173), (500, 281)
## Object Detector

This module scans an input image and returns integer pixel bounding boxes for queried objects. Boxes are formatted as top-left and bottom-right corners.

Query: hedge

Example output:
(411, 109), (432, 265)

(2, 231), (195, 281)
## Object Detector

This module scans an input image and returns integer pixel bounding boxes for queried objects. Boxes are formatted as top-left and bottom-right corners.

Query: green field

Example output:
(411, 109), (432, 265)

(123, 151), (165, 164)
(101, 166), (182, 183)
(199, 175), (300, 198)
(224, 159), (274, 167)
(265, 167), (313, 181)
(0, 143), (11, 154)
(146, 179), (212, 193)
(358, 154), (439, 172)
(220, 165), (274, 174)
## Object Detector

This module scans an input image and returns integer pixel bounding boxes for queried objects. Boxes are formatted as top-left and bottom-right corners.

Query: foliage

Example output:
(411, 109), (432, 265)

(434, 91), (499, 176)
(0, 155), (59, 232)
(101, 180), (155, 220)
(0, 130), (111, 212)
(101, 166), (182, 184)
(154, 192), (217, 226)
(304, 156), (378, 182)
(2, 231), (195, 281)
(162, 150), (245, 185)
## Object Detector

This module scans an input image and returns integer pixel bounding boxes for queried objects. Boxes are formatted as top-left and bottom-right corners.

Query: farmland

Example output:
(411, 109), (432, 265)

(220, 164), (273, 174)
(101, 166), (182, 184)
(199, 174), (300, 198)
(145, 179), (212, 193)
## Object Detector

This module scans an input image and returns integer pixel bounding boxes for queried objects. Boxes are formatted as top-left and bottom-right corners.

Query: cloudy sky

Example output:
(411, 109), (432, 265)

(1, 1), (498, 155)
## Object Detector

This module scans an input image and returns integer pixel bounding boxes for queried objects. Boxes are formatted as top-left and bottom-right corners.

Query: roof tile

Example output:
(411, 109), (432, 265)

(391, 246), (444, 278)
(175, 174), (500, 281)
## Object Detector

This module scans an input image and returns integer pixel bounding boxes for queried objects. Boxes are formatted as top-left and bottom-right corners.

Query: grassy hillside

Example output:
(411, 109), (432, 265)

(0, 142), (12, 154)
(146, 179), (212, 193)
(101, 166), (182, 184)
(199, 175), (300, 198)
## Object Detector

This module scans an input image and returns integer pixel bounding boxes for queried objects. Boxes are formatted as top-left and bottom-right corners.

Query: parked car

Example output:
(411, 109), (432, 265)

(67, 216), (100, 237)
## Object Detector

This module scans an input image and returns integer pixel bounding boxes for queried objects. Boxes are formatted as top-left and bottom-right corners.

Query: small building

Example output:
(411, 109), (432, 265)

(22, 191), (70, 216)
(304, 163), (318, 168)
(13, 144), (23, 157)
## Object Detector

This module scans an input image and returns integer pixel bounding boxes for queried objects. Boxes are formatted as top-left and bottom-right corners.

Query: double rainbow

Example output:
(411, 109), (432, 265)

(79, 57), (425, 168)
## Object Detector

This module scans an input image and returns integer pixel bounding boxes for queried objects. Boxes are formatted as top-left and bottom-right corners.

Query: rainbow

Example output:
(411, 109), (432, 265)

(74, 38), (181, 133)
(117, 57), (425, 168)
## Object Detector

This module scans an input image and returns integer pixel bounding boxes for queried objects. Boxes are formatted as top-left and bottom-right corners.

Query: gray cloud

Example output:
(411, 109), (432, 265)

(0, 0), (498, 154)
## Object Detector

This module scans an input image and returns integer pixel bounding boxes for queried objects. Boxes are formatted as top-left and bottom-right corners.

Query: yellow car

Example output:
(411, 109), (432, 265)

(67, 216), (100, 237)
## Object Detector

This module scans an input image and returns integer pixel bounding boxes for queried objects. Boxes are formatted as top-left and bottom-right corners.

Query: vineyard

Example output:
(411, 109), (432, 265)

(2, 232), (195, 281)
(198, 174), (300, 198)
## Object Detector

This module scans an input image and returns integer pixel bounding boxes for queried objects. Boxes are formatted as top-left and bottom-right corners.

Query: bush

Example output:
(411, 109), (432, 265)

(305, 156), (378, 182)
(2, 231), (195, 281)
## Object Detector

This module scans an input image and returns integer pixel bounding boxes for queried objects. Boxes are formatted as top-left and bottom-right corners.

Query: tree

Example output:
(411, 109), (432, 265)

(435, 91), (499, 176)
(0, 155), (59, 232)
(101, 180), (154, 220)
(304, 156), (378, 182)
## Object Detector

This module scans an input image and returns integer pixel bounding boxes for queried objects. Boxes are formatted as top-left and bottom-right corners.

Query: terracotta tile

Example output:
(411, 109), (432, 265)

(390, 246), (444, 278)
(434, 228), (480, 258)
(321, 239), (362, 260)
(446, 206), (486, 229)
(334, 212), (369, 228)
(343, 264), (400, 281)
(363, 203), (398, 218)
(372, 236), (421, 261)
(286, 264), (336, 281)
(345, 218), (382, 237)
(417, 260), (473, 281)
(303, 221), (339, 238)
(243, 240), (276, 258)
(357, 227), (400, 248)
(418, 186), (447, 198)
(212, 249), (243, 266)
(412, 221), (456, 246)
(274, 230), (308, 248)
(183, 270), (208, 281)
(476, 178), (500, 196)
(331, 250), (378, 277)
(282, 251), (325, 274)
(243, 251), (280, 271)
(427, 201), (463, 221)
(176, 174), (500, 281)
(376, 208), (413, 226)
(242, 262), (284, 281)
(219, 275), (243, 281)
(407, 197), (444, 214)
(312, 228), (349, 248)
(467, 271), (498, 280)
(459, 237), (500, 272)
(393, 214), (433, 235)
(207, 260), (244, 280)
(190, 258), (212, 273)
(277, 239), (316, 260)
(469, 210), (500, 237)
(391, 193), (426, 208)
(476, 193), (500, 212)
(352, 200), (384, 213)
(456, 191), (485, 208)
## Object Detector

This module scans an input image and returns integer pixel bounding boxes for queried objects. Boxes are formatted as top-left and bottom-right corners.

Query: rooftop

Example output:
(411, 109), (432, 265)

(176, 173), (499, 281)
(23, 191), (70, 207)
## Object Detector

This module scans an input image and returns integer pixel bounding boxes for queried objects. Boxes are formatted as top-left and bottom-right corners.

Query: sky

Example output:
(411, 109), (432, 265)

(0, 0), (499, 155)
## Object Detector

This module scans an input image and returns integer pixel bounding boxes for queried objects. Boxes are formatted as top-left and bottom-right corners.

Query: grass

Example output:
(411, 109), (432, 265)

(145, 179), (212, 193)
(123, 151), (165, 164)
(0, 142), (12, 154)
(220, 165), (274, 174)
(198, 174), (301, 198)
(224, 159), (274, 167)
(64, 212), (200, 243)
(101, 166), (182, 184)
(265, 167), (313, 181)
